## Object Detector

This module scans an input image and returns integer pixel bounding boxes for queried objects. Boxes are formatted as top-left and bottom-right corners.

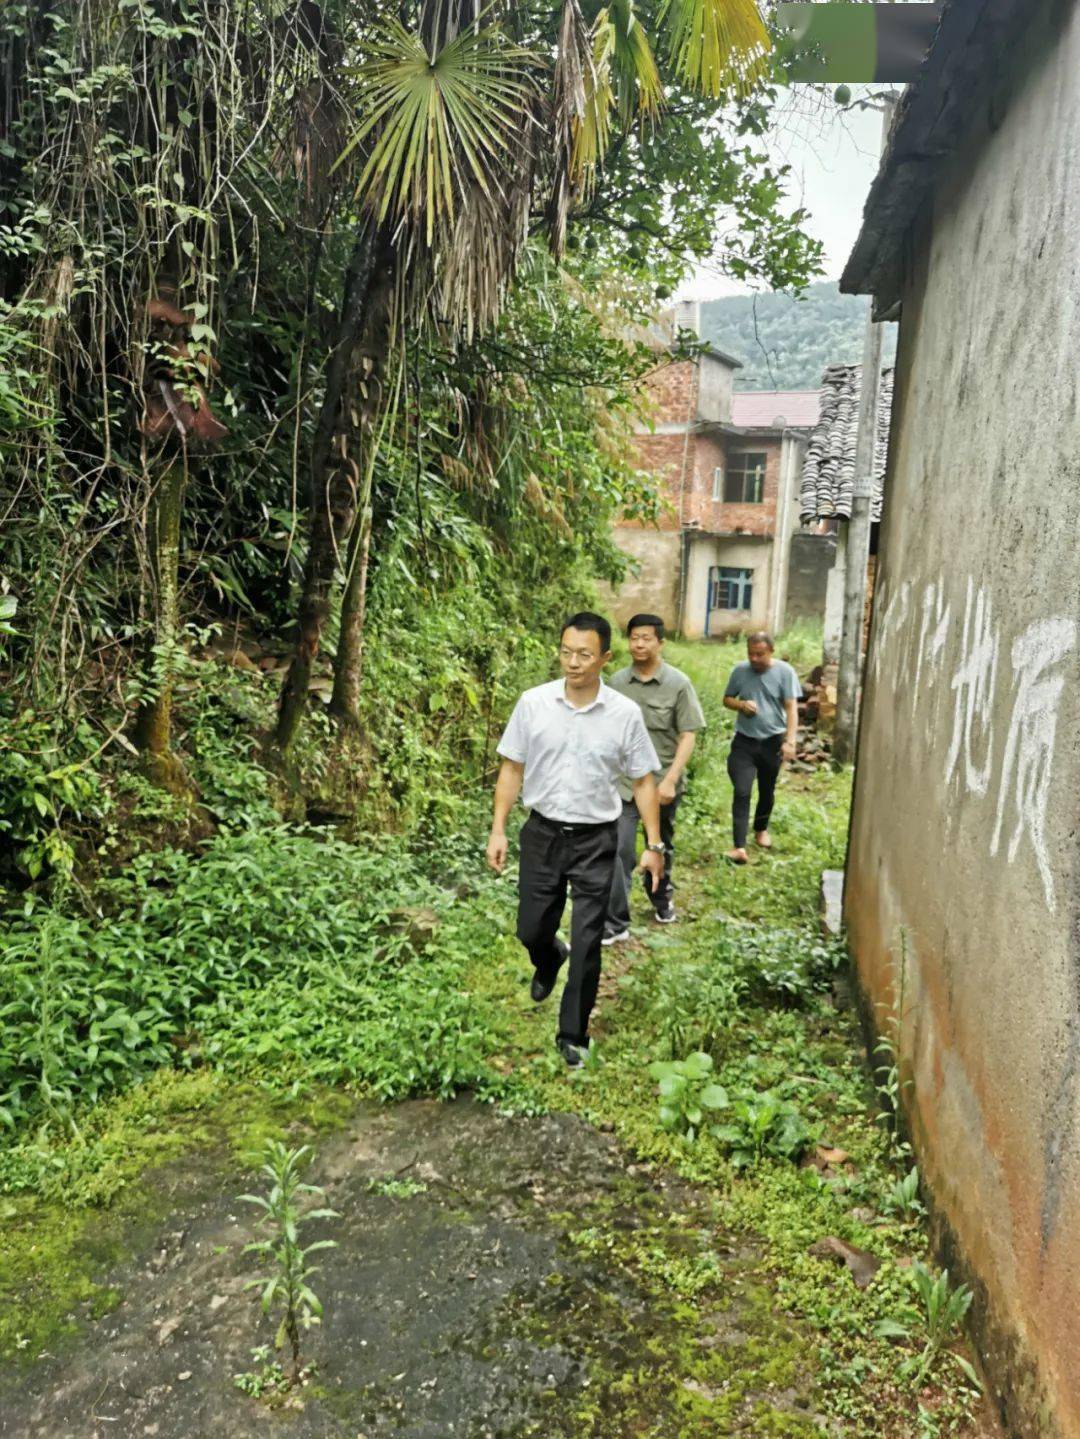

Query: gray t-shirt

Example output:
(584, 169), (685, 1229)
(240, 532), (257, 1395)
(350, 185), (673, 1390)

(724, 660), (800, 739)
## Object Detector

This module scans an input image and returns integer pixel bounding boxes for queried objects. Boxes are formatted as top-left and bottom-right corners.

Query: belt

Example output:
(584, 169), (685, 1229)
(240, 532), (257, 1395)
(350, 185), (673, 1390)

(531, 810), (617, 834)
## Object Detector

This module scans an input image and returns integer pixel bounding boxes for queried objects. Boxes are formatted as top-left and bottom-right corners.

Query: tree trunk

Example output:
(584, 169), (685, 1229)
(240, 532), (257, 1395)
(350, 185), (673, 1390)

(327, 228), (397, 727)
(274, 222), (380, 751)
(328, 495), (372, 724)
(134, 462), (189, 792)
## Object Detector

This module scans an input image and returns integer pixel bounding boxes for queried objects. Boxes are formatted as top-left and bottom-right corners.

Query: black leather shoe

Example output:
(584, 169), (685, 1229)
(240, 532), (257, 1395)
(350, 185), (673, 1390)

(531, 972), (556, 1003)
(556, 1038), (587, 1069)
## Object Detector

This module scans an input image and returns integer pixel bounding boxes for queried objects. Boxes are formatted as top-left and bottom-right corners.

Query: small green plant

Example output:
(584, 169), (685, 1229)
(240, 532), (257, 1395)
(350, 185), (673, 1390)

(239, 1142), (340, 1384)
(711, 1090), (811, 1168)
(648, 1051), (729, 1141)
(875, 1260), (977, 1388)
(874, 928), (914, 1164)
(646, 958), (743, 1058)
(732, 925), (846, 1008)
(367, 1175), (428, 1198)
(883, 1165), (924, 1219)
(233, 1344), (290, 1399)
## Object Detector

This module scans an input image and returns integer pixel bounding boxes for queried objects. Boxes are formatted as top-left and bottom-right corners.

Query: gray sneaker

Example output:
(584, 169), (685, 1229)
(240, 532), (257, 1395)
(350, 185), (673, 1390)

(653, 905), (676, 924)
(601, 927), (630, 946)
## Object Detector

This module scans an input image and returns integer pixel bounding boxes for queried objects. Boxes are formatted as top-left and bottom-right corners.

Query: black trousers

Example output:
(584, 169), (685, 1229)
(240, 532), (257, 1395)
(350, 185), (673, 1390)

(517, 811), (619, 1047)
(727, 733), (783, 848)
(607, 796), (680, 931)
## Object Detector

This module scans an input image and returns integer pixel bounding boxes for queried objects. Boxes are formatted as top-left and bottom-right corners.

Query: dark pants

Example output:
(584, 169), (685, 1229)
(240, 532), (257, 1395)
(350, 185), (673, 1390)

(607, 796), (680, 932)
(517, 811), (619, 1047)
(727, 733), (783, 848)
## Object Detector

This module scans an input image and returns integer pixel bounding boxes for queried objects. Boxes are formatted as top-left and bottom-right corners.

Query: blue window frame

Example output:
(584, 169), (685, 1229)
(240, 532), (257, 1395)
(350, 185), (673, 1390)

(709, 565), (753, 612)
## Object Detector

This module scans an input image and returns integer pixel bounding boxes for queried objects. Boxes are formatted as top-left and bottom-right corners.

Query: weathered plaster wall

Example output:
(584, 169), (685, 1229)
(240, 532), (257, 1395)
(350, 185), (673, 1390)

(602, 529), (682, 631)
(786, 532), (835, 625)
(697, 353), (735, 424)
(845, 7), (1080, 1432)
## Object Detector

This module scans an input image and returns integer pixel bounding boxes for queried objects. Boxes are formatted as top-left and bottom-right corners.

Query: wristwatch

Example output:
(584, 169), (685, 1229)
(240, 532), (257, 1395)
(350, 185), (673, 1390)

(645, 842), (665, 854)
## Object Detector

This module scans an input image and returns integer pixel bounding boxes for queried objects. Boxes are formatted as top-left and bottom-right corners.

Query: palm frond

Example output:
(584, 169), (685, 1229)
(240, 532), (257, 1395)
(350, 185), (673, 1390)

(337, 19), (536, 247)
(569, 11), (615, 192)
(435, 172), (533, 338)
(606, 0), (663, 125)
(548, 0), (591, 255)
(657, 0), (770, 98)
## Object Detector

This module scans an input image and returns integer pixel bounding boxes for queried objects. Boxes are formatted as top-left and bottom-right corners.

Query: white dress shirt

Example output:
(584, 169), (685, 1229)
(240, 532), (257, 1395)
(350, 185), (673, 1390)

(497, 679), (660, 823)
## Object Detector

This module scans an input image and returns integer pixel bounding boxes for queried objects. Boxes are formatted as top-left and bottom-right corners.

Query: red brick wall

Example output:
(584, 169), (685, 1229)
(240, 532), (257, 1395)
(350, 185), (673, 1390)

(642, 359), (697, 424)
(684, 435), (781, 535)
(632, 432), (689, 531)
(627, 361), (782, 540)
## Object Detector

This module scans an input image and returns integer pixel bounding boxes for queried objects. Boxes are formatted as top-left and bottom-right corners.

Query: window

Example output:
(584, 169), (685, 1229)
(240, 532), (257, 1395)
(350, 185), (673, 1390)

(711, 465), (724, 501)
(709, 566), (754, 612)
(724, 450), (767, 504)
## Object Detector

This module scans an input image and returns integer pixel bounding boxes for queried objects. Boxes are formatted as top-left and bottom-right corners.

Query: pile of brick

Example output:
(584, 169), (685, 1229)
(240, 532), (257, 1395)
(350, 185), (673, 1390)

(790, 665), (836, 768)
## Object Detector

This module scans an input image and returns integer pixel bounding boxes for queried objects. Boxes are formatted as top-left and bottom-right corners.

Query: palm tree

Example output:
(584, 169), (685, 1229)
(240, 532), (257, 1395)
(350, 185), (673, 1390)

(275, 0), (770, 749)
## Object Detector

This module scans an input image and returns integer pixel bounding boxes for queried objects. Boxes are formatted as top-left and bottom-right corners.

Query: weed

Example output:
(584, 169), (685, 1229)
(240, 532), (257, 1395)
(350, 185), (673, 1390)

(641, 957), (744, 1058)
(711, 1090), (812, 1168)
(367, 1175), (428, 1198)
(0, 827), (498, 1141)
(238, 1141), (339, 1383)
(874, 927), (914, 1165)
(876, 1261), (976, 1389)
(647, 1052), (730, 1141)
(883, 1166), (925, 1219)
(233, 1343), (293, 1399)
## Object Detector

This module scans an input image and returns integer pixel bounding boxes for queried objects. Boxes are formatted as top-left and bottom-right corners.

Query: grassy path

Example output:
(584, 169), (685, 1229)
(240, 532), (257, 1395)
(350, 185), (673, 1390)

(466, 639), (993, 1438)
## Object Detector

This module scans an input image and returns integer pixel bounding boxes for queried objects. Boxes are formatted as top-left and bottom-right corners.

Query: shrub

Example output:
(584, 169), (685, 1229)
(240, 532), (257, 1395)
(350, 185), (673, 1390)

(0, 826), (495, 1141)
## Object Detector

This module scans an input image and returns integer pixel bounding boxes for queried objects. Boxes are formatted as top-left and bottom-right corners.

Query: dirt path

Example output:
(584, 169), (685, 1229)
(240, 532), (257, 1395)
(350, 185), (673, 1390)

(1, 1097), (829, 1439)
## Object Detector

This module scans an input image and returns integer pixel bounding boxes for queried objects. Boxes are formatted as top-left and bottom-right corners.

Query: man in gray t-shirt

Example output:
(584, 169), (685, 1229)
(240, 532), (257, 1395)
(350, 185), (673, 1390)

(722, 632), (800, 863)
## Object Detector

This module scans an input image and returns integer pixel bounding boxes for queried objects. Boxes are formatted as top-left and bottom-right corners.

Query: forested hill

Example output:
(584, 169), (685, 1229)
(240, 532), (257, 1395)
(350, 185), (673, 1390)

(700, 281), (898, 391)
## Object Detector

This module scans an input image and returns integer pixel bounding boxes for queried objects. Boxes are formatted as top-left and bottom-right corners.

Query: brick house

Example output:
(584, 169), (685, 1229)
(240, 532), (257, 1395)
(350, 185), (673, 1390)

(606, 305), (818, 638)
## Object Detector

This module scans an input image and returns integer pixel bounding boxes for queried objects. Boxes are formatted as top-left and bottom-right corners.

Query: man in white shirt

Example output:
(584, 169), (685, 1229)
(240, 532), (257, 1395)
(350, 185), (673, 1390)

(487, 612), (665, 1068)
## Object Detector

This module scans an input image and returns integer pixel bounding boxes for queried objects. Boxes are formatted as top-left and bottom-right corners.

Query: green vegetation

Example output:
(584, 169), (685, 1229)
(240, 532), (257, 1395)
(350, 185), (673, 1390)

(701, 280), (899, 390)
(238, 1141), (340, 1384)
(0, 639), (987, 1436)
(0, 6), (981, 1429)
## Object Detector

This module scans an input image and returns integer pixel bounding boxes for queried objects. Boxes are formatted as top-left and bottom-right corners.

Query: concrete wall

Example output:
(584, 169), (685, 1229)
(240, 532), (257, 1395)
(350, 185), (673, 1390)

(602, 528), (682, 631)
(845, 6), (1080, 1431)
(786, 532), (835, 624)
(697, 353), (735, 424)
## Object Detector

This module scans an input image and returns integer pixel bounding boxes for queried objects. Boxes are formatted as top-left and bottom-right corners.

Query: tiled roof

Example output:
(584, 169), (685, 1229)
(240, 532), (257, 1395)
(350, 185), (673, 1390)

(799, 364), (894, 523)
(731, 390), (820, 430)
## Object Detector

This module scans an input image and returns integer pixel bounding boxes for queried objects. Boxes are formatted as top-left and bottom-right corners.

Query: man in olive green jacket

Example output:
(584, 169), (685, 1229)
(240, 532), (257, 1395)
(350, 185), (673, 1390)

(603, 614), (706, 942)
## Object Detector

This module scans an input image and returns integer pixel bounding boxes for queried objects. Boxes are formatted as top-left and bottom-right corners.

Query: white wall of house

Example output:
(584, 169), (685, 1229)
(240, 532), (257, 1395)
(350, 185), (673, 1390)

(683, 535), (772, 639)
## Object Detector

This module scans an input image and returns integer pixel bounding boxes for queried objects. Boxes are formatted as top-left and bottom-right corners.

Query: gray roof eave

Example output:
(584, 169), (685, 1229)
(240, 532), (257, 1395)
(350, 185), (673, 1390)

(840, 0), (1032, 313)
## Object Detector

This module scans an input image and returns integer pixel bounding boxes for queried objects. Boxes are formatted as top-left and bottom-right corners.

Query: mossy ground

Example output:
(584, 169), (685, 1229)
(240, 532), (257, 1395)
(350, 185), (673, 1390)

(0, 637), (997, 1437)
(0, 1069), (353, 1362)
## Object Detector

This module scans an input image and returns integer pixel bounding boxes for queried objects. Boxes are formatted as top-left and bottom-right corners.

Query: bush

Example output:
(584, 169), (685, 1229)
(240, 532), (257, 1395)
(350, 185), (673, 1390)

(717, 923), (846, 1008)
(0, 827), (495, 1141)
(643, 957), (745, 1059)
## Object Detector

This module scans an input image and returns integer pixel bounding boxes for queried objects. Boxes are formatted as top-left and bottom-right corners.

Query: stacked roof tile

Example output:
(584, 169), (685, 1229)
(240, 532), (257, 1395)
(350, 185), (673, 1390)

(799, 364), (894, 523)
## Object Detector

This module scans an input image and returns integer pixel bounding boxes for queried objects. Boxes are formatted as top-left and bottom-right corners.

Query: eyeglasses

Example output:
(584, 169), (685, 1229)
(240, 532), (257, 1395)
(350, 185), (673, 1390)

(558, 647), (597, 662)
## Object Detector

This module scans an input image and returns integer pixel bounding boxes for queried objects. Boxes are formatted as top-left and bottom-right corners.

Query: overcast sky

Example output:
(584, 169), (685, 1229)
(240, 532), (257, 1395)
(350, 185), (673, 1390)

(678, 90), (887, 300)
